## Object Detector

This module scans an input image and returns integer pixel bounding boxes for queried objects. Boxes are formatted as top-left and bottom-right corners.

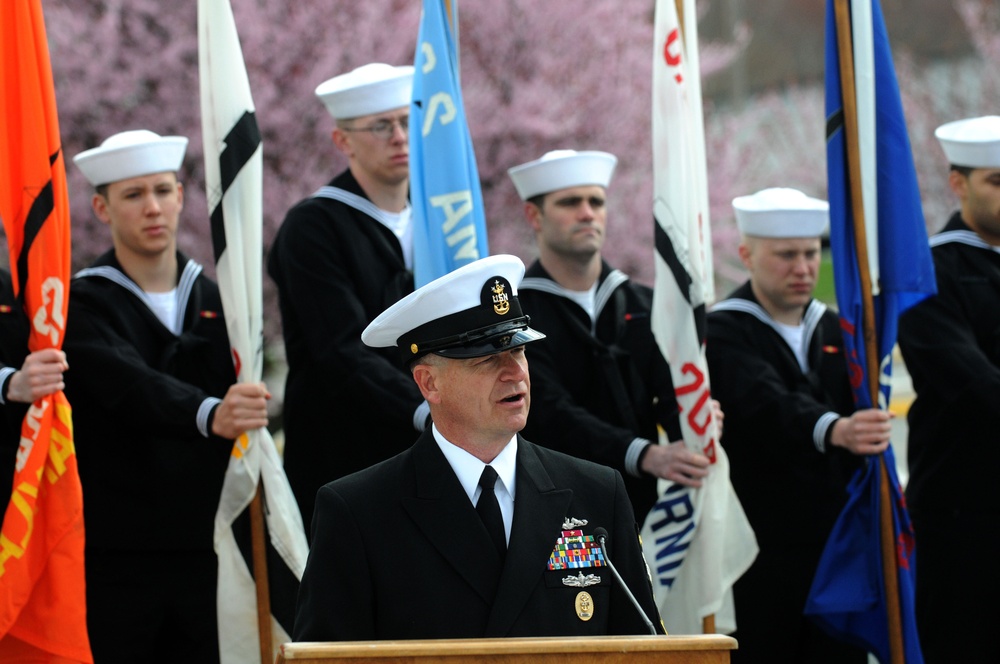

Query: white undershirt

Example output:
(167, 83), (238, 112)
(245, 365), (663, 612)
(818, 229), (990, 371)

(145, 288), (181, 335)
(563, 283), (598, 322)
(378, 205), (414, 270)
(774, 321), (808, 373)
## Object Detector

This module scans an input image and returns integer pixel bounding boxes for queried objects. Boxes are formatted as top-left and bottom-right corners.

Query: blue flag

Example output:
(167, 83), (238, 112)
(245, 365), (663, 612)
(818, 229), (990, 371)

(806, 1), (935, 662)
(807, 446), (919, 663)
(409, 0), (489, 287)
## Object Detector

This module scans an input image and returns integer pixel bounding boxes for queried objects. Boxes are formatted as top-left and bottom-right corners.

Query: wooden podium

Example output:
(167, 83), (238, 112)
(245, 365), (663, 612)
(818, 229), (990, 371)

(276, 635), (737, 663)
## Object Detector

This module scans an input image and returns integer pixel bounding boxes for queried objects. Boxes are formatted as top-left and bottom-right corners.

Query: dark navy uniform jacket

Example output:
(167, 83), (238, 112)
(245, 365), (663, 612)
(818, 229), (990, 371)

(63, 250), (234, 553)
(899, 212), (1000, 517)
(294, 430), (663, 640)
(707, 281), (861, 549)
(268, 169), (422, 532)
(706, 282), (866, 663)
(518, 260), (681, 520)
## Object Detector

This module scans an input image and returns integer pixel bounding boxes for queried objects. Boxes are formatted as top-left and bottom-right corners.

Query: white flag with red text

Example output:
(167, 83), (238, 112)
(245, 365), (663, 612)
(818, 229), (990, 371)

(642, 0), (758, 635)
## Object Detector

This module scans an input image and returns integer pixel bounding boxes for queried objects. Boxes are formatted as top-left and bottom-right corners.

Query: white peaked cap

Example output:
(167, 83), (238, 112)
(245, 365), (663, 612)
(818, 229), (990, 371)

(507, 150), (618, 200)
(733, 188), (830, 238)
(73, 130), (188, 187)
(935, 115), (1000, 169)
(363, 254), (545, 364)
(315, 63), (414, 120)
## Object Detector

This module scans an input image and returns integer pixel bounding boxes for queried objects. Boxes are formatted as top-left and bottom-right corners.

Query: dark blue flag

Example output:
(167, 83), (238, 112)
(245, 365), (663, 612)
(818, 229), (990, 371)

(806, 0), (935, 662)
(409, 0), (489, 287)
(807, 446), (918, 663)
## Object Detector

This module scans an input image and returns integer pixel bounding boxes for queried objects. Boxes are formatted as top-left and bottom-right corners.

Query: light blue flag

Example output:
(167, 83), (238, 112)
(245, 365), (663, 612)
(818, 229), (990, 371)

(805, 1), (935, 661)
(410, 0), (488, 287)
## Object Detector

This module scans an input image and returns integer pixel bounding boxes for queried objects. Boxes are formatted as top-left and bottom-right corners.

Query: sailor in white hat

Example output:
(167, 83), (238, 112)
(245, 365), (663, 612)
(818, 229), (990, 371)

(707, 186), (889, 662)
(934, 114), (1000, 245)
(67, 131), (270, 661)
(74, 129), (187, 190)
(508, 149), (618, 207)
(268, 62), (429, 533)
(316, 62), (414, 217)
(295, 254), (665, 642)
(732, 187), (830, 240)
(363, 254), (545, 463)
(507, 149), (713, 522)
(74, 129), (191, 294)
(363, 254), (545, 367)
(896, 115), (1000, 662)
(729, 187), (832, 325)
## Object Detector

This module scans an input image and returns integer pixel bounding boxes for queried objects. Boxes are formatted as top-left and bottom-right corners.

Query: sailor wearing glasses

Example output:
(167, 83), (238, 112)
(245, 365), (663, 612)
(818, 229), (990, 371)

(269, 63), (427, 534)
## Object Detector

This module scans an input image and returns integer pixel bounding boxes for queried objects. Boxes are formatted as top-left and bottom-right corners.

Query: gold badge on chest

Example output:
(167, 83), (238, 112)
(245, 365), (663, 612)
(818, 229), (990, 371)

(575, 591), (594, 622)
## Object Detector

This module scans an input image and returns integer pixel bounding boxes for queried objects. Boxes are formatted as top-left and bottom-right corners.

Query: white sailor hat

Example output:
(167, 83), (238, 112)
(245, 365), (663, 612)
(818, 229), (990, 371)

(363, 254), (545, 364)
(935, 115), (1000, 169)
(507, 150), (618, 201)
(315, 63), (414, 120)
(733, 188), (829, 238)
(73, 130), (188, 188)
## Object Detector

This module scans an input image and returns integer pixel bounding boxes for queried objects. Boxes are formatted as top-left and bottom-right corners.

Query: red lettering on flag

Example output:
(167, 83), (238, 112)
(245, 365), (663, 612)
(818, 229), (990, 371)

(702, 439), (717, 464)
(675, 363), (717, 461)
(896, 531), (915, 571)
(663, 28), (683, 83)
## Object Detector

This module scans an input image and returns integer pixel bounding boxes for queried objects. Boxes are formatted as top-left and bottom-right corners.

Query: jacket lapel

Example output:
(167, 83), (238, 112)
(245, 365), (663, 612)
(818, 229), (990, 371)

(401, 432), (506, 604)
(486, 439), (572, 636)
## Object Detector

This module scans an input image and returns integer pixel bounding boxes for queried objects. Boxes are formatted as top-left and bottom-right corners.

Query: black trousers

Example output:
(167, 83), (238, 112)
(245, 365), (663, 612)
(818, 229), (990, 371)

(731, 543), (868, 664)
(912, 509), (999, 663)
(86, 549), (220, 664)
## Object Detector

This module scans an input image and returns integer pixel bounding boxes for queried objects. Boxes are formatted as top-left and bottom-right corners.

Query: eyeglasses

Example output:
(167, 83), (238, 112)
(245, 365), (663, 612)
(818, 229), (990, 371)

(341, 116), (409, 140)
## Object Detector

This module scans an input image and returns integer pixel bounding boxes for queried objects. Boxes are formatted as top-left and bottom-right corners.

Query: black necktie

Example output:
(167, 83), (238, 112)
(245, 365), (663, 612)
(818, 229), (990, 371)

(477, 465), (506, 560)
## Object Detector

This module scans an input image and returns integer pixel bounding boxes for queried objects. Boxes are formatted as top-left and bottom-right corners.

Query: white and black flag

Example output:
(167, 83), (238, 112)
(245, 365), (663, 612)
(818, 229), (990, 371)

(198, 1), (308, 662)
(643, 0), (757, 635)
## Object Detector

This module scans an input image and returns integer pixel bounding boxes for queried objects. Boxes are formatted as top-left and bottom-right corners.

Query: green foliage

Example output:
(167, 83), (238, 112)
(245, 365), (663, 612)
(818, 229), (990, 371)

(814, 249), (838, 307)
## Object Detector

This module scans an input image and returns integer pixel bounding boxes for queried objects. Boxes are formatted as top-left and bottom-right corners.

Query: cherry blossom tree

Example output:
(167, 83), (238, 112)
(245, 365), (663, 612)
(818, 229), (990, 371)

(38, 0), (999, 330)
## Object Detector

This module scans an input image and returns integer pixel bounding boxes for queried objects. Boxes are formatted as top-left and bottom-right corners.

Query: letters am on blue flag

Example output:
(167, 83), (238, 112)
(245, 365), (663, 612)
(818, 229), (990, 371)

(805, 1), (934, 662)
(410, 0), (489, 287)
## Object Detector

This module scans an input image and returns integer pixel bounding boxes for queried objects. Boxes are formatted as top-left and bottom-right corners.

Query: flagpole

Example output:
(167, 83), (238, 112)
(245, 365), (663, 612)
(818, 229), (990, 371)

(671, 0), (714, 636)
(249, 481), (272, 663)
(832, 2), (904, 662)
(444, 0), (457, 52)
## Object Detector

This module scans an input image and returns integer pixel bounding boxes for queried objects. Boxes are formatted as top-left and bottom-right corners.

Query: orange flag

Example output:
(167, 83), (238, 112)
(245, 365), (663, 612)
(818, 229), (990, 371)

(0, 2), (92, 662)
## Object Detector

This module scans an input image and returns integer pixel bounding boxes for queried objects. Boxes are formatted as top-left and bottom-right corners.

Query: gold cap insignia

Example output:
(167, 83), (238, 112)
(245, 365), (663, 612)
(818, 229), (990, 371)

(491, 280), (511, 315)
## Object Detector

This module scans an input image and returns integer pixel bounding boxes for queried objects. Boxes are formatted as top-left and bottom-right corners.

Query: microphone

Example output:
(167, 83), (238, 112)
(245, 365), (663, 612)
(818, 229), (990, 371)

(593, 527), (658, 636)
